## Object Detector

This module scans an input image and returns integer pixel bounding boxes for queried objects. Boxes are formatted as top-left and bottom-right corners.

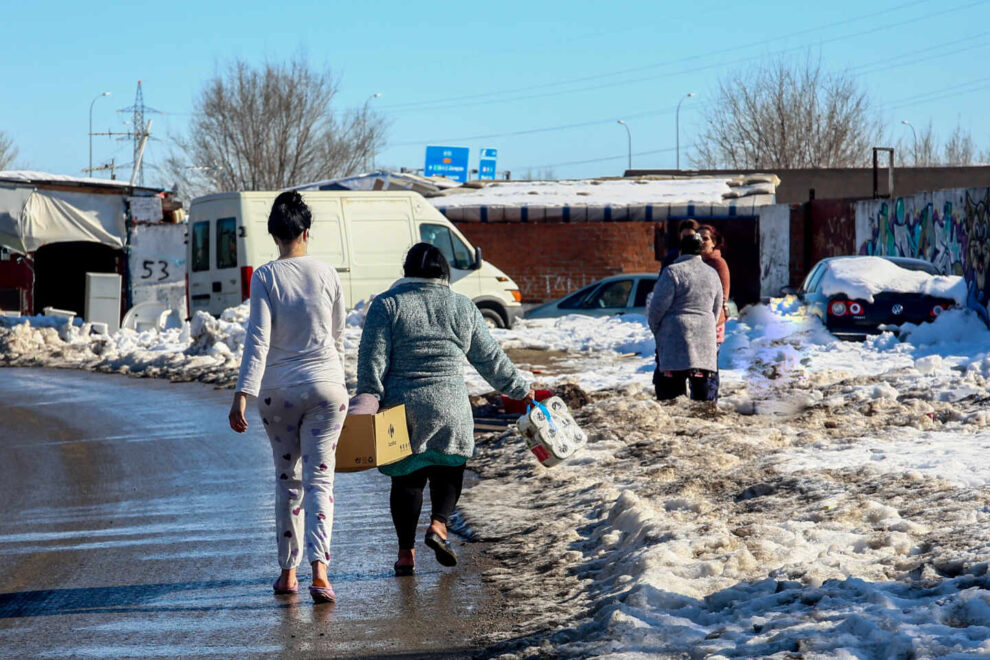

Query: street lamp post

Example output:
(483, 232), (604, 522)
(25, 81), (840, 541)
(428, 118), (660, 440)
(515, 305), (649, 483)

(365, 92), (382, 171)
(901, 120), (918, 165)
(675, 92), (696, 170)
(616, 120), (631, 171)
(88, 92), (111, 175)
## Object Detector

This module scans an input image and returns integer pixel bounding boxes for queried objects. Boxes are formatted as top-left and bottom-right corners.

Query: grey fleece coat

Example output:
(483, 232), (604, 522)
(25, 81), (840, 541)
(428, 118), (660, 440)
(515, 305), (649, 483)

(648, 255), (723, 372)
(356, 280), (529, 459)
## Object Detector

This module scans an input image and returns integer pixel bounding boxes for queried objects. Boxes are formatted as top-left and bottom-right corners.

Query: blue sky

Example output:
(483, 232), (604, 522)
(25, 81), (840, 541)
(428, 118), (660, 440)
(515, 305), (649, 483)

(3, 0), (989, 186)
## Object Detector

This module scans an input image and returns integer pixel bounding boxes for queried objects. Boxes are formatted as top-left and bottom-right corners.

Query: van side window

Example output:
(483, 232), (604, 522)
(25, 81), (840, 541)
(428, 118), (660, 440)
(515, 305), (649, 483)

(191, 221), (210, 272)
(420, 224), (473, 270)
(216, 217), (237, 269)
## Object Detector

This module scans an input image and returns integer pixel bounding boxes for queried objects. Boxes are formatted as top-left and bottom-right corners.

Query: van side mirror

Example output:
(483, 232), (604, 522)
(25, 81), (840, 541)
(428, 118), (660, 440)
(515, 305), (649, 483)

(779, 286), (798, 296)
(473, 246), (483, 270)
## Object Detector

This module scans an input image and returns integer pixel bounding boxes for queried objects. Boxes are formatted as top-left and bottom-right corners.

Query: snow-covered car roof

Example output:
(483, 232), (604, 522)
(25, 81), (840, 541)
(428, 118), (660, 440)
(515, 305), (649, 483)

(820, 256), (966, 304)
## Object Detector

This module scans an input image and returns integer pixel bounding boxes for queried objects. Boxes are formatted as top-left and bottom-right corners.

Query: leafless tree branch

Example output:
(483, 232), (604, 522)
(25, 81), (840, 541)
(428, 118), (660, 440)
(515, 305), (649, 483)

(0, 131), (18, 170)
(165, 56), (388, 200)
(691, 55), (883, 169)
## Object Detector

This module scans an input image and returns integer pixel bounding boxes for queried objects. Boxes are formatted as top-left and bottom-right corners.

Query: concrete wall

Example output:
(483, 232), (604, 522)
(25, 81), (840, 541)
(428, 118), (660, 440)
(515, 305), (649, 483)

(854, 188), (990, 322)
(628, 167), (990, 204)
(127, 223), (188, 316)
(758, 204), (790, 299)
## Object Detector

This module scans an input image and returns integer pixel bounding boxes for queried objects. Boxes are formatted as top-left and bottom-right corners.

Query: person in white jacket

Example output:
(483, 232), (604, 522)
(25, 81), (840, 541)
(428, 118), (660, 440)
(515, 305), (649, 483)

(228, 191), (347, 604)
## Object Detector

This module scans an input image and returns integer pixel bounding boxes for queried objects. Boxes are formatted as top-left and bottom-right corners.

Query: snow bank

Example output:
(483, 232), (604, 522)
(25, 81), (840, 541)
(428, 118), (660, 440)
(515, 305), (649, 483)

(820, 256), (967, 304)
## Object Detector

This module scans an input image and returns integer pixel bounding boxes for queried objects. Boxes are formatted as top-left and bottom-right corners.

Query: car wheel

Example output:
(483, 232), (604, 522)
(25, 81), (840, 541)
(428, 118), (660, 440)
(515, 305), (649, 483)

(480, 307), (505, 329)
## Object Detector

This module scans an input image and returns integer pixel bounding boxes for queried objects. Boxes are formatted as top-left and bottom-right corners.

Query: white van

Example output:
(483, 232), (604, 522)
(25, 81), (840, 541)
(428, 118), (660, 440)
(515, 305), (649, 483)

(186, 190), (522, 327)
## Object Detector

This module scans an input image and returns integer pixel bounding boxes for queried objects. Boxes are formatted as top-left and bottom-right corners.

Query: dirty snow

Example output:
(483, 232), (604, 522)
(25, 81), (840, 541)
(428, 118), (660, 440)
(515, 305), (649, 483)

(820, 256), (967, 304)
(3, 299), (990, 658)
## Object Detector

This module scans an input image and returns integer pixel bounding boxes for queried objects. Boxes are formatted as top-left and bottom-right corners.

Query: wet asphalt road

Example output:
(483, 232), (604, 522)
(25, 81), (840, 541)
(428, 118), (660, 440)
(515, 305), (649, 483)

(0, 368), (512, 659)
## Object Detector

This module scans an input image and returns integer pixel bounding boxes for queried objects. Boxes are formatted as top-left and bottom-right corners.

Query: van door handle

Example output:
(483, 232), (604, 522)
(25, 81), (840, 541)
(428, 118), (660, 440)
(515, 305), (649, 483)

(335, 267), (351, 273)
(212, 282), (222, 293)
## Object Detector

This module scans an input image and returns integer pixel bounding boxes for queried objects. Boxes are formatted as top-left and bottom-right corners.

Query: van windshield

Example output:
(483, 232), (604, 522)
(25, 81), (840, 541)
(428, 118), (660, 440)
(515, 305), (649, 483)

(420, 224), (474, 270)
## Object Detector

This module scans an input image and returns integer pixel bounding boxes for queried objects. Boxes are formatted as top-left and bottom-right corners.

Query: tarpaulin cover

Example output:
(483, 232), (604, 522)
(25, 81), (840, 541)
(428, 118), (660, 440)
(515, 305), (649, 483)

(0, 186), (125, 253)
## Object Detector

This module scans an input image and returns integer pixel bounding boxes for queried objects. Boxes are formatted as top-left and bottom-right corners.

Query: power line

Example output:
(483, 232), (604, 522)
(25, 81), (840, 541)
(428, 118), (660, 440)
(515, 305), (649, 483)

(512, 74), (990, 173)
(382, 0), (940, 111)
(382, 0), (986, 113)
(391, 31), (990, 148)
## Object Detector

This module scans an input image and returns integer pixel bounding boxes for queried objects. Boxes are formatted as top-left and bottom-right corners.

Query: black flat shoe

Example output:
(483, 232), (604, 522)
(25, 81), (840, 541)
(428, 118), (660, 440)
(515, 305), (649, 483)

(393, 561), (415, 577)
(424, 530), (458, 567)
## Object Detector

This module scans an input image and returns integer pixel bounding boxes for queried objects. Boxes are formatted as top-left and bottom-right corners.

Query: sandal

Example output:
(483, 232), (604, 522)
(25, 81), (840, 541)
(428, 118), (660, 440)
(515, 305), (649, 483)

(272, 578), (298, 595)
(424, 530), (458, 567)
(394, 561), (415, 577)
(309, 585), (337, 603)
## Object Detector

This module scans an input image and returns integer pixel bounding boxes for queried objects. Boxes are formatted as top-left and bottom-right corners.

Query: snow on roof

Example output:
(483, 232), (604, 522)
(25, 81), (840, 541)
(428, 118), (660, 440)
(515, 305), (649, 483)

(289, 170), (461, 194)
(820, 256), (967, 304)
(430, 177), (740, 208)
(0, 170), (163, 192)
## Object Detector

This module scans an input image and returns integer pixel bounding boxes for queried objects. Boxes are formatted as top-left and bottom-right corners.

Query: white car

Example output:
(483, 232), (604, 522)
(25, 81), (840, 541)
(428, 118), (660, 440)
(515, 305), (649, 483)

(525, 273), (659, 319)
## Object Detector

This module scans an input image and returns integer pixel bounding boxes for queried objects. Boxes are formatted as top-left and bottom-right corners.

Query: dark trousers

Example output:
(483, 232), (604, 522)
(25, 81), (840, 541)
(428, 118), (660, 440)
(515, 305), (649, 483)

(654, 368), (719, 402)
(390, 465), (465, 550)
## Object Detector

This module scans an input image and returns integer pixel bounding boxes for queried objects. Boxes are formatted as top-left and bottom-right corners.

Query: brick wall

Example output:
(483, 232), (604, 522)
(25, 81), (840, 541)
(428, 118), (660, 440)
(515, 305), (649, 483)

(454, 221), (658, 302)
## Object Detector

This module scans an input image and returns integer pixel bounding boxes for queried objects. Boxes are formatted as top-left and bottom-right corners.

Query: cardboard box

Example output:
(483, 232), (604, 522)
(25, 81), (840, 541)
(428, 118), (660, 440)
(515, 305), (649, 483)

(335, 405), (411, 472)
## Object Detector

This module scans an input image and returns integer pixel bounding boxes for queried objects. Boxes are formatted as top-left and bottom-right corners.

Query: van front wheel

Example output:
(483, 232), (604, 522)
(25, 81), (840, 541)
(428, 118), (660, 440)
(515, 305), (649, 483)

(479, 307), (506, 329)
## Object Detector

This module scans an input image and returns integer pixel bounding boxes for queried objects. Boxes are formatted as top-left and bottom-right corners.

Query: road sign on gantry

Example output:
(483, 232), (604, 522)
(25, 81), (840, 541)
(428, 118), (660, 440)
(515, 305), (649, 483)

(479, 148), (498, 180)
(425, 146), (470, 183)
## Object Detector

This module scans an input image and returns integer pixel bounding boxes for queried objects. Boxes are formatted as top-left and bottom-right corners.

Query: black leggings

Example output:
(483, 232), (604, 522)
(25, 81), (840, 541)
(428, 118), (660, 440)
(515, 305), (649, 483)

(390, 465), (465, 550)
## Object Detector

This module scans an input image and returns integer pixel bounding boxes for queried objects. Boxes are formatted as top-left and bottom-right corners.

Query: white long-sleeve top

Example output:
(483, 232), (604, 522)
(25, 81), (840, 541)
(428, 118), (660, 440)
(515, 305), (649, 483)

(236, 256), (346, 397)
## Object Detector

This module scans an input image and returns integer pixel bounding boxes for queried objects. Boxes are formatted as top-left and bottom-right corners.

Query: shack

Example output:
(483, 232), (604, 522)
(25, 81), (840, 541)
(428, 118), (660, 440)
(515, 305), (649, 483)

(429, 175), (785, 306)
(0, 171), (185, 320)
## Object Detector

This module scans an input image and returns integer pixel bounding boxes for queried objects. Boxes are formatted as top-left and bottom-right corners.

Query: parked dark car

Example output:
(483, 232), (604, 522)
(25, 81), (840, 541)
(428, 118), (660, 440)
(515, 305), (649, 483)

(787, 256), (959, 339)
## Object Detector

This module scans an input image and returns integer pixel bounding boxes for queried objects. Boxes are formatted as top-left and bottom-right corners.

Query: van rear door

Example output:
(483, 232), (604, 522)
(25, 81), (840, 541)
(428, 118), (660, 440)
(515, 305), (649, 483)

(213, 215), (243, 313)
(188, 218), (212, 315)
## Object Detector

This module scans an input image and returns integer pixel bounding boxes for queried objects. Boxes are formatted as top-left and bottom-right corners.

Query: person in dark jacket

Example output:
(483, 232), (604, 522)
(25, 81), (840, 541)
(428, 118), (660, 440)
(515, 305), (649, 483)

(356, 243), (535, 576)
(660, 219), (701, 271)
(648, 233), (723, 402)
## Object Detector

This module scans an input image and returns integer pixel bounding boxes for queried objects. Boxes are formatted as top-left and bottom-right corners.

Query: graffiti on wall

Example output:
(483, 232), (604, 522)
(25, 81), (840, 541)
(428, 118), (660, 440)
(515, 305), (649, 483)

(857, 189), (990, 321)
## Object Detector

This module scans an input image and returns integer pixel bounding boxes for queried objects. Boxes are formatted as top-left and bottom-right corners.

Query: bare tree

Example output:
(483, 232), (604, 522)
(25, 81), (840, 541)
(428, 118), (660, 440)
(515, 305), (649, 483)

(692, 56), (883, 169)
(166, 56), (387, 198)
(943, 124), (977, 166)
(0, 131), (18, 170)
(899, 121), (982, 166)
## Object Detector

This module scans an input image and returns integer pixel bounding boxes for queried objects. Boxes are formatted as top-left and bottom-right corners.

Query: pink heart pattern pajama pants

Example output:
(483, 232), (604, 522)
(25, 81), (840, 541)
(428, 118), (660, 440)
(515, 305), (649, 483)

(257, 381), (348, 569)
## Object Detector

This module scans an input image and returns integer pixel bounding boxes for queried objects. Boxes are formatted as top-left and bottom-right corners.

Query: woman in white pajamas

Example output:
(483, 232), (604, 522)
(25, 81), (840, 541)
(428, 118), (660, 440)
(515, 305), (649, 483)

(228, 190), (348, 604)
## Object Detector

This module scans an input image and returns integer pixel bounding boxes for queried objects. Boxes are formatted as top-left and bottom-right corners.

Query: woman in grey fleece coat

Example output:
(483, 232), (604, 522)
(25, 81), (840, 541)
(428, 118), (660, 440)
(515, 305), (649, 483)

(357, 243), (534, 576)
(648, 233), (724, 402)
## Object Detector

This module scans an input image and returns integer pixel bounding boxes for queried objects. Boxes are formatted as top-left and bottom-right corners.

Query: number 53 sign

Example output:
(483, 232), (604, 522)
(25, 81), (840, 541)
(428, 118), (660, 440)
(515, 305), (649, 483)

(128, 225), (185, 285)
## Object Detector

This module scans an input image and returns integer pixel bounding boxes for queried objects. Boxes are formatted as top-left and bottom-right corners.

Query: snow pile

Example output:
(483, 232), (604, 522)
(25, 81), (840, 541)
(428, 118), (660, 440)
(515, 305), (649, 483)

(493, 314), (655, 356)
(820, 256), (967, 304)
(463, 369), (990, 657)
